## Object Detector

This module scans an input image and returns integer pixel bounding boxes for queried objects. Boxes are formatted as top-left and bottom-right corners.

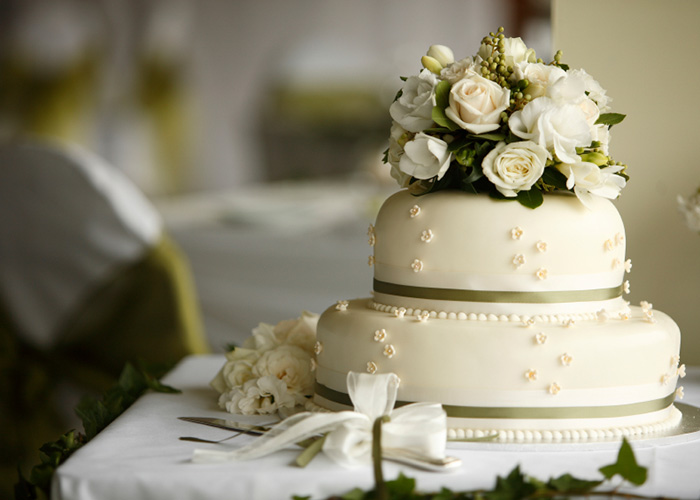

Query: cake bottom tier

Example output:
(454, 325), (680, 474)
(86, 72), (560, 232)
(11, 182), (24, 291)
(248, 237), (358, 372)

(313, 299), (683, 442)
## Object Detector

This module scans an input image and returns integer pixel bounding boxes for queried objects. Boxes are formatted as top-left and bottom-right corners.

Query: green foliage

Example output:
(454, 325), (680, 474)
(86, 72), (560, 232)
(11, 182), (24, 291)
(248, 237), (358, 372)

(297, 437), (655, 500)
(516, 188), (543, 209)
(596, 113), (626, 127)
(599, 438), (648, 486)
(15, 362), (180, 500)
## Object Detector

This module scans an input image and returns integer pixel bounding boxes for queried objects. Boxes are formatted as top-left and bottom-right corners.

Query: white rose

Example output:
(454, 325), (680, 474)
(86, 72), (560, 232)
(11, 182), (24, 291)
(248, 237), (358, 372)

(512, 62), (566, 99)
(210, 347), (260, 393)
(440, 56), (482, 84)
(273, 310), (319, 354)
(508, 97), (591, 164)
(223, 377), (296, 415)
(427, 44), (454, 67)
(556, 161), (626, 208)
(243, 322), (279, 351)
(253, 344), (314, 396)
(502, 37), (536, 67)
(481, 141), (550, 197)
(398, 132), (452, 180)
(445, 74), (510, 134)
(387, 122), (412, 187)
(389, 69), (438, 132)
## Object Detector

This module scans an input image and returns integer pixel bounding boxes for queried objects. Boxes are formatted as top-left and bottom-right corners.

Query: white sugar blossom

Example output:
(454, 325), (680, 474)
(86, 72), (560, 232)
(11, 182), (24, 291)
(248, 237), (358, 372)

(445, 74), (510, 134)
(556, 161), (626, 208)
(399, 132), (452, 180)
(509, 97), (591, 164)
(389, 69), (438, 132)
(481, 140), (550, 197)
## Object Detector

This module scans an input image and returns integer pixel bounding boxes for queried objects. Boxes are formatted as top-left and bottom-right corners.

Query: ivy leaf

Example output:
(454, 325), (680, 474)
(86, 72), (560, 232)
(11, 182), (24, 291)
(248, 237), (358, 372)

(516, 188), (544, 209)
(599, 438), (648, 486)
(596, 113), (626, 127)
(547, 473), (603, 493)
(385, 473), (416, 496)
(340, 489), (366, 500)
(487, 466), (537, 500)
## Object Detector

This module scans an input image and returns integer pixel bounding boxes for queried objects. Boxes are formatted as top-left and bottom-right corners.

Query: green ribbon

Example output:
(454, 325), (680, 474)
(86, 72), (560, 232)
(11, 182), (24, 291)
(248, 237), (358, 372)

(315, 382), (675, 419)
(373, 279), (623, 304)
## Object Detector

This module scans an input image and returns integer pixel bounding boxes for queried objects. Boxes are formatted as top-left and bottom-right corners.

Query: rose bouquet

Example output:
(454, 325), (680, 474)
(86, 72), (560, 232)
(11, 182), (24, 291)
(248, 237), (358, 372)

(678, 188), (700, 233)
(211, 311), (318, 415)
(385, 27), (627, 209)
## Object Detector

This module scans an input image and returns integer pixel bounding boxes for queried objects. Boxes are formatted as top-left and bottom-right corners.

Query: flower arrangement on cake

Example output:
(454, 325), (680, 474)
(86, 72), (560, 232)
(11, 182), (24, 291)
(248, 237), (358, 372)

(678, 187), (700, 233)
(385, 27), (627, 209)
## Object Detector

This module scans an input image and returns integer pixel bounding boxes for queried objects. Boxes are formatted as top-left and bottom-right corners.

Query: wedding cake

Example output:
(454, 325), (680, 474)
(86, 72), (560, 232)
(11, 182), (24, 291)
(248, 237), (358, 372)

(312, 30), (685, 441)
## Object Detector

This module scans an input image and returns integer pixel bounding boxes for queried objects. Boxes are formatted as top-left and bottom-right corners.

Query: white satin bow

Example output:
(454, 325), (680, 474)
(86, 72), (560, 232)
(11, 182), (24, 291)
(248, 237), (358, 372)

(192, 372), (447, 467)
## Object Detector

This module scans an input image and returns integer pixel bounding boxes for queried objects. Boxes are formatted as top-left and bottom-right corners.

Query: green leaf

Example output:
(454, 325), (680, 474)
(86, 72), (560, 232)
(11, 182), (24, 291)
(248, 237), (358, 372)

(541, 166), (569, 190)
(516, 188), (543, 209)
(432, 106), (459, 131)
(434, 80), (451, 109)
(595, 113), (626, 127)
(548, 473), (603, 493)
(385, 473), (416, 496)
(487, 466), (537, 500)
(291, 496), (312, 500)
(599, 438), (648, 486)
(471, 133), (505, 142)
(341, 488), (367, 500)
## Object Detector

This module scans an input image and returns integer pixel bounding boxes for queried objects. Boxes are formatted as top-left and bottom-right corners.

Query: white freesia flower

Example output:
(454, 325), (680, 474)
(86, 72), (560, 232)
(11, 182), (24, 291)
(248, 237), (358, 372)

(389, 68), (438, 132)
(253, 344), (315, 396)
(501, 37), (537, 67)
(678, 190), (700, 232)
(440, 56), (482, 84)
(591, 124), (611, 156)
(399, 132), (452, 180)
(445, 74), (510, 134)
(512, 62), (566, 99)
(427, 44), (454, 67)
(482, 141), (550, 197)
(547, 70), (602, 130)
(509, 97), (591, 164)
(556, 161), (626, 208)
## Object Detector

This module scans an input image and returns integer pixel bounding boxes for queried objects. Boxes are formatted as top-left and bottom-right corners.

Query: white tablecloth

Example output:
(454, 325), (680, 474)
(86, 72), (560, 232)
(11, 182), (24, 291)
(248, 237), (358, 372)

(53, 355), (700, 500)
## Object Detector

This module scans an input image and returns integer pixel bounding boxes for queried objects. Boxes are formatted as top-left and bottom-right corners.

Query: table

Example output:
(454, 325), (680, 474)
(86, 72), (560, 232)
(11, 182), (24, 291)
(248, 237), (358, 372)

(53, 355), (700, 500)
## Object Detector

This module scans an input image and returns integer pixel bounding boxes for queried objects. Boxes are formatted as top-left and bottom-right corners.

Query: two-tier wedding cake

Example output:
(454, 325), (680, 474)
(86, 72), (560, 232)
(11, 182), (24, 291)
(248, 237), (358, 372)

(311, 30), (684, 442)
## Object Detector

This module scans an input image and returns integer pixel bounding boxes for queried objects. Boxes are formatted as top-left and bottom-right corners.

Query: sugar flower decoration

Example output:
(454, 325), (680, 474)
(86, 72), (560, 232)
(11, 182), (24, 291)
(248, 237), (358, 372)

(548, 382), (562, 395)
(525, 369), (538, 381)
(511, 226), (524, 240)
(411, 259), (424, 272)
(336, 300), (349, 311)
(374, 329), (387, 342)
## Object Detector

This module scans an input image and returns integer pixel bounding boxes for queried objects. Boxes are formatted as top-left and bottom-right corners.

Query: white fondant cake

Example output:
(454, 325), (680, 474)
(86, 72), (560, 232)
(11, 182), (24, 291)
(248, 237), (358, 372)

(313, 190), (683, 442)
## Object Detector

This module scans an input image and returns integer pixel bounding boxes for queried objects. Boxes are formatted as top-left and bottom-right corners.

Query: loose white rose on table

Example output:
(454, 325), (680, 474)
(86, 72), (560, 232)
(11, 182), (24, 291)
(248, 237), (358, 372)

(399, 132), (452, 180)
(389, 68), (438, 133)
(482, 141), (550, 197)
(445, 74), (510, 134)
(211, 311), (319, 416)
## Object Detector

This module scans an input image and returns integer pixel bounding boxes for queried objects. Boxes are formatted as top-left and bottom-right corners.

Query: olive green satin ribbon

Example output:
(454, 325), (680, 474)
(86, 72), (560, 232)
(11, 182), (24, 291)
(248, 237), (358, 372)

(373, 279), (623, 304)
(315, 382), (675, 419)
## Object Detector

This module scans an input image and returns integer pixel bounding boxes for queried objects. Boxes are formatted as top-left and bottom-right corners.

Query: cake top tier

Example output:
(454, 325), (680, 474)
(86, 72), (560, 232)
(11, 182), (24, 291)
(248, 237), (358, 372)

(384, 27), (627, 210)
(371, 189), (630, 320)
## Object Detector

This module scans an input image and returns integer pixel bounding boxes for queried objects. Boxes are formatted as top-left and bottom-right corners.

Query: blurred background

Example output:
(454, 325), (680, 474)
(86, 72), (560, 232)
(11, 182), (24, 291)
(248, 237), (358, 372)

(1, 1), (699, 493)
